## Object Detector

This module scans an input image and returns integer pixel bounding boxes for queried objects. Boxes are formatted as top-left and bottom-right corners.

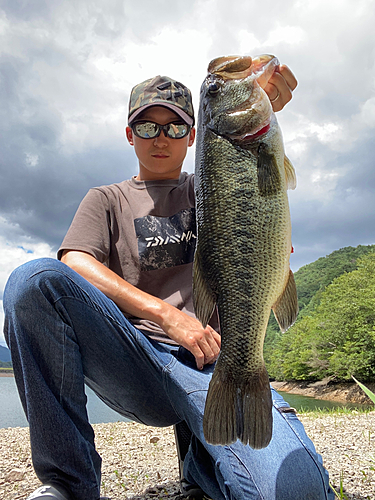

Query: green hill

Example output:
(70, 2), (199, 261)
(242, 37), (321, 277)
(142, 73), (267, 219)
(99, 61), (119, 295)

(294, 244), (375, 315)
(265, 245), (375, 382)
(265, 244), (375, 345)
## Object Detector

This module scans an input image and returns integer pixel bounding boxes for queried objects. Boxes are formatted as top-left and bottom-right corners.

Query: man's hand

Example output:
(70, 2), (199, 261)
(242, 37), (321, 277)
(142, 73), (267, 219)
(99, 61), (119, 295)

(264, 64), (298, 112)
(61, 250), (221, 371)
(160, 306), (221, 370)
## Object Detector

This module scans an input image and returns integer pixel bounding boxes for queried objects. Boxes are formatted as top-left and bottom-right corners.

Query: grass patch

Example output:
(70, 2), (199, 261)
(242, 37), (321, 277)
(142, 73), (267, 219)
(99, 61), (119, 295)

(352, 376), (375, 405)
(0, 367), (13, 373)
(299, 406), (373, 416)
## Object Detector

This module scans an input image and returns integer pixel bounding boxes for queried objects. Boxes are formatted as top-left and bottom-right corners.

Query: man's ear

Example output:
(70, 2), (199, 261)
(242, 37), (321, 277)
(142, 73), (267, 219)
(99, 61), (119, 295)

(125, 126), (134, 145)
(188, 127), (196, 147)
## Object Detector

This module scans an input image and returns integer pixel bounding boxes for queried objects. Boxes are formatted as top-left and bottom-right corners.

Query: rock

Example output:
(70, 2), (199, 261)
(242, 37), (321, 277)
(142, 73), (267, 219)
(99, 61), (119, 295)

(5, 468), (25, 482)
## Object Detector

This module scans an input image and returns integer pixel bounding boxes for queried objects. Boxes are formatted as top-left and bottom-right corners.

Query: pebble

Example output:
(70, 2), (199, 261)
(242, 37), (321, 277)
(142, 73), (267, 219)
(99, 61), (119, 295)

(0, 414), (374, 499)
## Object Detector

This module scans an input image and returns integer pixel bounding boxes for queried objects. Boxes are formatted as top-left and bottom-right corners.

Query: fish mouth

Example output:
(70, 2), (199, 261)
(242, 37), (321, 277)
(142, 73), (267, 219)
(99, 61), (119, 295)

(208, 54), (279, 86)
(208, 55), (254, 80)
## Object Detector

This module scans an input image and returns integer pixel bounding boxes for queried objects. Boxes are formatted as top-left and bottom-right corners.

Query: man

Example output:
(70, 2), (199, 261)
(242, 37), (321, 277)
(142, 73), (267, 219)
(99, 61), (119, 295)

(4, 65), (334, 500)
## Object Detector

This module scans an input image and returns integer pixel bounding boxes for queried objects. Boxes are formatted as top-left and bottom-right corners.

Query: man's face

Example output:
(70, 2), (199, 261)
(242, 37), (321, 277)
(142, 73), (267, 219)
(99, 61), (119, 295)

(126, 106), (195, 181)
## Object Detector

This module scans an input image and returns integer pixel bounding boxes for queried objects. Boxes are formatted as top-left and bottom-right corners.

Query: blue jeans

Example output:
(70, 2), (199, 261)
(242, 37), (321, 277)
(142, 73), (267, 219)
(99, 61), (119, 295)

(3, 258), (334, 500)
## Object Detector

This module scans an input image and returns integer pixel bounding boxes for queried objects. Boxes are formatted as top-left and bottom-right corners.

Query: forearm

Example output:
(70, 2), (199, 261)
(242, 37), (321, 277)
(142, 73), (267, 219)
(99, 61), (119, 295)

(60, 250), (221, 369)
(60, 250), (169, 325)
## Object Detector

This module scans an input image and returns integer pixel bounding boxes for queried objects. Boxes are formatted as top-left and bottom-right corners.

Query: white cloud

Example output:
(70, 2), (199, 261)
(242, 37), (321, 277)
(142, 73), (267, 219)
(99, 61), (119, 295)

(237, 30), (262, 54)
(25, 153), (40, 167)
(308, 122), (341, 143)
(0, 219), (55, 344)
(264, 26), (306, 47)
(356, 96), (375, 128)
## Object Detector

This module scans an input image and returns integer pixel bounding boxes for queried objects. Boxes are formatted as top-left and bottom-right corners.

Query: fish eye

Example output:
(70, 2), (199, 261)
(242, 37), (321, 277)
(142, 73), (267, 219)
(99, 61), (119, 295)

(207, 78), (220, 96)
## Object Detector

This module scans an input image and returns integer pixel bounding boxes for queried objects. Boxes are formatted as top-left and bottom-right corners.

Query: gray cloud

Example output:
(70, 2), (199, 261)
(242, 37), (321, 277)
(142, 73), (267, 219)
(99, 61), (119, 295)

(0, 53), (137, 249)
(0, 0), (374, 274)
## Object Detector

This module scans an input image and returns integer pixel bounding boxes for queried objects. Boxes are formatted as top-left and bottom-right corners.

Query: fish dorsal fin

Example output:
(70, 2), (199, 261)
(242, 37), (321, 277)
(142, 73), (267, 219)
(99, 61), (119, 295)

(272, 269), (299, 332)
(284, 156), (297, 190)
(193, 249), (217, 327)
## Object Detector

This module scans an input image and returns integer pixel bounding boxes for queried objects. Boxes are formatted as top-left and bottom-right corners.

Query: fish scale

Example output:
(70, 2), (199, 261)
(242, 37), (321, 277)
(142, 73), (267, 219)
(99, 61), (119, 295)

(193, 54), (299, 449)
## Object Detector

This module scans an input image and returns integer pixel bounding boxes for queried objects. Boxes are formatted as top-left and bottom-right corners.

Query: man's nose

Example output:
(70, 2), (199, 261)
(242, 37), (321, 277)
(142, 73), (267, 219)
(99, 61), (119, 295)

(153, 130), (169, 146)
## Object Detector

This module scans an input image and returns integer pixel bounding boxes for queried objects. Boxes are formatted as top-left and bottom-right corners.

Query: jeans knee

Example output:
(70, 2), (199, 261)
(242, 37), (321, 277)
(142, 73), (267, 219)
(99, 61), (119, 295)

(4, 258), (64, 313)
(275, 448), (332, 499)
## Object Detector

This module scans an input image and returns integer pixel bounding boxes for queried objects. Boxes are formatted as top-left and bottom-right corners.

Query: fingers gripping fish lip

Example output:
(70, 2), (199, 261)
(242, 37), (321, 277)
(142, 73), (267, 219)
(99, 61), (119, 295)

(251, 55), (280, 89)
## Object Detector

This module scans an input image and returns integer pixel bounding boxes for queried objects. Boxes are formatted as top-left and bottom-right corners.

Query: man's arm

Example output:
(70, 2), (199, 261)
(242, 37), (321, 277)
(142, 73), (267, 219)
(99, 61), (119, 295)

(61, 250), (221, 370)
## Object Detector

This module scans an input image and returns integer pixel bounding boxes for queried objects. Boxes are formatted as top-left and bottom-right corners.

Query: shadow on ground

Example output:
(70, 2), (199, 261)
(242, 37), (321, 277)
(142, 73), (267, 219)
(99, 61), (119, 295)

(126, 480), (184, 499)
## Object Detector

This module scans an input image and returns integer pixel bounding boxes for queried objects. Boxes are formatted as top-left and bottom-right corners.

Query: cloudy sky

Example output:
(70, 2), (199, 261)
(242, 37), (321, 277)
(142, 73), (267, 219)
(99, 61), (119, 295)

(1, 0), (374, 344)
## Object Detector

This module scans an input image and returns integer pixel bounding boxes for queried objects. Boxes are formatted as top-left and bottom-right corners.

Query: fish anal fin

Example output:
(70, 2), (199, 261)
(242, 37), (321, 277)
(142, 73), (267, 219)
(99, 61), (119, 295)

(272, 269), (299, 333)
(193, 250), (217, 327)
(203, 362), (273, 449)
(257, 143), (281, 196)
(284, 156), (297, 190)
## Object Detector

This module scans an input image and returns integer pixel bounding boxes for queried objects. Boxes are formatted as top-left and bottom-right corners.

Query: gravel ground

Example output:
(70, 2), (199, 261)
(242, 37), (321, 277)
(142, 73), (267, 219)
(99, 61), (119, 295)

(0, 413), (374, 500)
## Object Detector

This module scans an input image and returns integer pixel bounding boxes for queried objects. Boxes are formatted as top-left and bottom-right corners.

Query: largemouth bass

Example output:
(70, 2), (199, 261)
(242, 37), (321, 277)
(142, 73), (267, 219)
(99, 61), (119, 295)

(193, 55), (298, 449)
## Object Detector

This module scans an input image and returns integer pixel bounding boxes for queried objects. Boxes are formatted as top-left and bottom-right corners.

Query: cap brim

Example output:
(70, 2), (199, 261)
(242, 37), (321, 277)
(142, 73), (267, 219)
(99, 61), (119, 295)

(128, 103), (194, 126)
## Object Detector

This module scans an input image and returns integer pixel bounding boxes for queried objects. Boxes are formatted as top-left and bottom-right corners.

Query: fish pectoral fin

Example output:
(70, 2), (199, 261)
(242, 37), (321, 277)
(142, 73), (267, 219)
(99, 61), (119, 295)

(193, 251), (217, 327)
(284, 156), (297, 190)
(203, 362), (273, 449)
(257, 143), (282, 196)
(272, 269), (299, 332)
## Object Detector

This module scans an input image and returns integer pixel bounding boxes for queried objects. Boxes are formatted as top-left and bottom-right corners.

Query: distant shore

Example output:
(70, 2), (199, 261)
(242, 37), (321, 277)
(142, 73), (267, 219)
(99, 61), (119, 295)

(2, 371), (373, 405)
(272, 380), (374, 405)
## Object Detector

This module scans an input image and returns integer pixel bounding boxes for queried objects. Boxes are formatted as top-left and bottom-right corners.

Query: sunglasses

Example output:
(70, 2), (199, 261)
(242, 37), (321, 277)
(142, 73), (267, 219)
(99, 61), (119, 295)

(131, 121), (191, 139)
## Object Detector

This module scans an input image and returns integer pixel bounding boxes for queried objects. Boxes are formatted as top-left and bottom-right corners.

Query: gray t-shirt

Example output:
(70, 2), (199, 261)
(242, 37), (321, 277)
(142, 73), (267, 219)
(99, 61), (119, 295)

(58, 172), (205, 344)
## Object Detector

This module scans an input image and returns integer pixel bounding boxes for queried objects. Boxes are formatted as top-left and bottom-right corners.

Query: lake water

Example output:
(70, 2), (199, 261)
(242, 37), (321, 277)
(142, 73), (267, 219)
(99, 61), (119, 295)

(274, 389), (369, 412)
(0, 376), (130, 429)
(0, 376), (370, 429)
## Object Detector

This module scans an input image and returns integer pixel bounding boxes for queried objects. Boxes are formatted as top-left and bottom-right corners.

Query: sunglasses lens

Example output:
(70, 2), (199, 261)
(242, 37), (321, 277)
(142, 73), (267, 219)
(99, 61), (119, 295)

(133, 122), (159, 139)
(166, 123), (190, 138)
(132, 121), (190, 139)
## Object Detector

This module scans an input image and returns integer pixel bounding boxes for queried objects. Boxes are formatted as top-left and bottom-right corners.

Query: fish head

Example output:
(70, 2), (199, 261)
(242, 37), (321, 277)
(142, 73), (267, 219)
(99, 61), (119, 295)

(199, 55), (280, 144)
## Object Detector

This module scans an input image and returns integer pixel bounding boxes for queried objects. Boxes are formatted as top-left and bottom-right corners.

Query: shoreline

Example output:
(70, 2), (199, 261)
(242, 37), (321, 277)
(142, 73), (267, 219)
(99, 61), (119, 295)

(271, 380), (375, 405)
(2, 371), (374, 404)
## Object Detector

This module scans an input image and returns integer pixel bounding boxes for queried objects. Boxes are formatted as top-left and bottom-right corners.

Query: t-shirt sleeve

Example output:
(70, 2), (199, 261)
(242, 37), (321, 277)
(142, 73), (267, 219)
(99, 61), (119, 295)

(57, 188), (111, 263)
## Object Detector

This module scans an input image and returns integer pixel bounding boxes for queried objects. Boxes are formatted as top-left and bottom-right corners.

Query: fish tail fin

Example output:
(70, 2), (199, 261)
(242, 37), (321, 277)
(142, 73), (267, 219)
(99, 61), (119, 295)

(203, 362), (273, 449)
(272, 269), (299, 332)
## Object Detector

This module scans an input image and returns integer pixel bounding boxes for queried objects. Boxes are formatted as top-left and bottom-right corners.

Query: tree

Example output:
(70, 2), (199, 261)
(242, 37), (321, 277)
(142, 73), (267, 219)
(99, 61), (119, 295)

(267, 252), (375, 382)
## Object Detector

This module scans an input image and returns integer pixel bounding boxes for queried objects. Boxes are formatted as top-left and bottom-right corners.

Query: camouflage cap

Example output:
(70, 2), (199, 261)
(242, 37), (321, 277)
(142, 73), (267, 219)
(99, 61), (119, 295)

(128, 75), (195, 126)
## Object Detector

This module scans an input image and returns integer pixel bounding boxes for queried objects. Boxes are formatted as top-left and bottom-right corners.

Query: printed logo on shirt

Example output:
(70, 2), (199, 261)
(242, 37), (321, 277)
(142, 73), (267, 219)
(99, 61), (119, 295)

(134, 208), (196, 271)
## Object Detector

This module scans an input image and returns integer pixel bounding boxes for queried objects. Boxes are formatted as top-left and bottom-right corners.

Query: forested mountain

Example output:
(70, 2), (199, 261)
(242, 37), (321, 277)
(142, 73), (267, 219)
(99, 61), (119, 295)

(265, 244), (375, 382)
